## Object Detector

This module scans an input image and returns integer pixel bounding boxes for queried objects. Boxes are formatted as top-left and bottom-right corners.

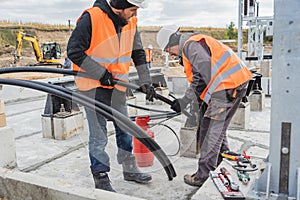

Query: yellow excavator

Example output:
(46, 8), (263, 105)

(13, 29), (62, 67)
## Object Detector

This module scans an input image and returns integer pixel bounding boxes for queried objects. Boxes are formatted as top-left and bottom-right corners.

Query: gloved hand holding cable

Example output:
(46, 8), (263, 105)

(99, 69), (116, 86)
(114, 79), (192, 117)
(171, 96), (190, 113)
(138, 83), (157, 102)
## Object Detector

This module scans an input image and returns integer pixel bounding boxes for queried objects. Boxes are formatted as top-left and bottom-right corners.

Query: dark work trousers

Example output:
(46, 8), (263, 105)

(195, 82), (248, 180)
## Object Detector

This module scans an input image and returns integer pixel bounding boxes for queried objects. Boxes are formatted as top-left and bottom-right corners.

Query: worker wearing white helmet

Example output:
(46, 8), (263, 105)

(157, 25), (253, 187)
(156, 24), (180, 50)
(127, 0), (148, 8)
(67, 0), (154, 192)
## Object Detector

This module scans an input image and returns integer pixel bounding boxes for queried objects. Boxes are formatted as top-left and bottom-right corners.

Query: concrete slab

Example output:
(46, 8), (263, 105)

(0, 168), (144, 200)
(0, 74), (272, 200)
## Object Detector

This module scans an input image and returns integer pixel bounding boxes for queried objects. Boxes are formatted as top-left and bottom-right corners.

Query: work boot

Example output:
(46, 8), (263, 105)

(183, 173), (207, 187)
(122, 155), (152, 183)
(93, 172), (116, 192)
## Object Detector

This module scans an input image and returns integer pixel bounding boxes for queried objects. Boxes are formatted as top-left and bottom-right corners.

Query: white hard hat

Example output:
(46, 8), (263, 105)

(127, 0), (148, 8)
(156, 25), (180, 50)
(148, 44), (153, 49)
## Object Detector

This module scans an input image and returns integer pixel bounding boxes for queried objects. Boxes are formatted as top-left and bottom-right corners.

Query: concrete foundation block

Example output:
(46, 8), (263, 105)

(248, 91), (265, 111)
(260, 60), (272, 77)
(0, 127), (16, 168)
(171, 77), (188, 95)
(0, 100), (6, 127)
(229, 102), (250, 129)
(41, 111), (84, 140)
(0, 113), (6, 128)
(179, 127), (199, 158)
(0, 100), (5, 113)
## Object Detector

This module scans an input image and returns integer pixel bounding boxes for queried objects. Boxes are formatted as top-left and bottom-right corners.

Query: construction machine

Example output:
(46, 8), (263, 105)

(13, 29), (62, 67)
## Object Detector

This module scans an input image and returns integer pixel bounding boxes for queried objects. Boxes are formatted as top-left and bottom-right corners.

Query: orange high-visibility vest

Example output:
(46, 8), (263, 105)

(72, 7), (137, 91)
(145, 48), (153, 62)
(182, 34), (252, 103)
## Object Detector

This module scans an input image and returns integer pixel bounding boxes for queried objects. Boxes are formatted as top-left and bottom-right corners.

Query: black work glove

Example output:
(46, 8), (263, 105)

(171, 96), (190, 113)
(99, 70), (115, 86)
(138, 83), (157, 102)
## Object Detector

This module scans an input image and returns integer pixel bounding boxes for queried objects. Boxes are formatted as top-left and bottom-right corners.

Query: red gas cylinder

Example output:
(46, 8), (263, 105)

(133, 116), (154, 167)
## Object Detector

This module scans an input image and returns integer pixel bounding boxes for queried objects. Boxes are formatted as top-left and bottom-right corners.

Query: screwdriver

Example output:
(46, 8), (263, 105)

(220, 167), (239, 191)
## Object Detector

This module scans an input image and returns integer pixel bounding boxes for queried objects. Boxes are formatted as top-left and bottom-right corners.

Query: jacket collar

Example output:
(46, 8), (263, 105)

(93, 0), (127, 31)
(179, 33), (195, 57)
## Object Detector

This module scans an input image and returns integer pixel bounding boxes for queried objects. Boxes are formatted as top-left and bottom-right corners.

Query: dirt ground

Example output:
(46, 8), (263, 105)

(0, 29), (168, 80)
(0, 28), (255, 80)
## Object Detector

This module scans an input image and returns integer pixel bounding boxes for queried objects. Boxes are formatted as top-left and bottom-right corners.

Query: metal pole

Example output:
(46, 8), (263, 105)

(165, 52), (170, 70)
(238, 0), (243, 59)
(253, 0), (300, 199)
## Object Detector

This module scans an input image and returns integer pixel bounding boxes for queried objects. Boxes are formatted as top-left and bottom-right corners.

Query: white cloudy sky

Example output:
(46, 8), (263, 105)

(2, 0), (273, 28)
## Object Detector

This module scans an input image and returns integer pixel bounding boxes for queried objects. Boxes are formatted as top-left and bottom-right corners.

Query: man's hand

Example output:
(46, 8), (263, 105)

(138, 83), (157, 102)
(171, 97), (189, 113)
(99, 70), (115, 86)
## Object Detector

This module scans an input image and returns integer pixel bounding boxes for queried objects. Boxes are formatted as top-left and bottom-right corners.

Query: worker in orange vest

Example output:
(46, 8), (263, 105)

(157, 25), (253, 187)
(145, 44), (153, 68)
(67, 0), (156, 192)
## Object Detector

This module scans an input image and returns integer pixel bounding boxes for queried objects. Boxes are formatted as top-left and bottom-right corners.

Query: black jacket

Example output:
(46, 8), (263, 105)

(67, 0), (150, 83)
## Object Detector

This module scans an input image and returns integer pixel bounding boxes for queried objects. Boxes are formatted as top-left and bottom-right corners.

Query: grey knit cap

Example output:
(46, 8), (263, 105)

(110, 0), (135, 9)
(165, 32), (182, 50)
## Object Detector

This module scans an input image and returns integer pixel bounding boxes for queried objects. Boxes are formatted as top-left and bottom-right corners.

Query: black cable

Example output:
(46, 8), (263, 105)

(0, 78), (176, 180)
(129, 112), (179, 121)
(127, 103), (174, 114)
(37, 80), (177, 179)
(0, 67), (78, 76)
(0, 67), (181, 176)
(149, 111), (183, 157)
(0, 67), (179, 177)
(155, 123), (181, 157)
(128, 109), (181, 156)
(0, 67), (192, 117)
(0, 67), (177, 178)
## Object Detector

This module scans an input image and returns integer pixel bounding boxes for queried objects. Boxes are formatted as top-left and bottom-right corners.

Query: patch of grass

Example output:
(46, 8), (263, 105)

(0, 20), (73, 31)
(0, 29), (17, 46)
(0, 21), (73, 48)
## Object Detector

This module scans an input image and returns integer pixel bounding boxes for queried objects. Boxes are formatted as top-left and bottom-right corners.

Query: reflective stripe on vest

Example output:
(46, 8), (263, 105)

(210, 49), (232, 76)
(114, 73), (129, 80)
(203, 62), (246, 103)
(91, 56), (132, 64)
(182, 34), (252, 104)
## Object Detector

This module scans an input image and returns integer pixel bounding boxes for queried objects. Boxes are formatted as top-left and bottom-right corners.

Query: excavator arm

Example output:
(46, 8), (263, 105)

(14, 30), (23, 63)
(14, 29), (43, 63)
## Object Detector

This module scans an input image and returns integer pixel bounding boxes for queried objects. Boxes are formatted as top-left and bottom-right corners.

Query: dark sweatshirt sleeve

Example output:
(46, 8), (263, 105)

(67, 12), (106, 80)
(131, 27), (152, 85)
(183, 41), (211, 101)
